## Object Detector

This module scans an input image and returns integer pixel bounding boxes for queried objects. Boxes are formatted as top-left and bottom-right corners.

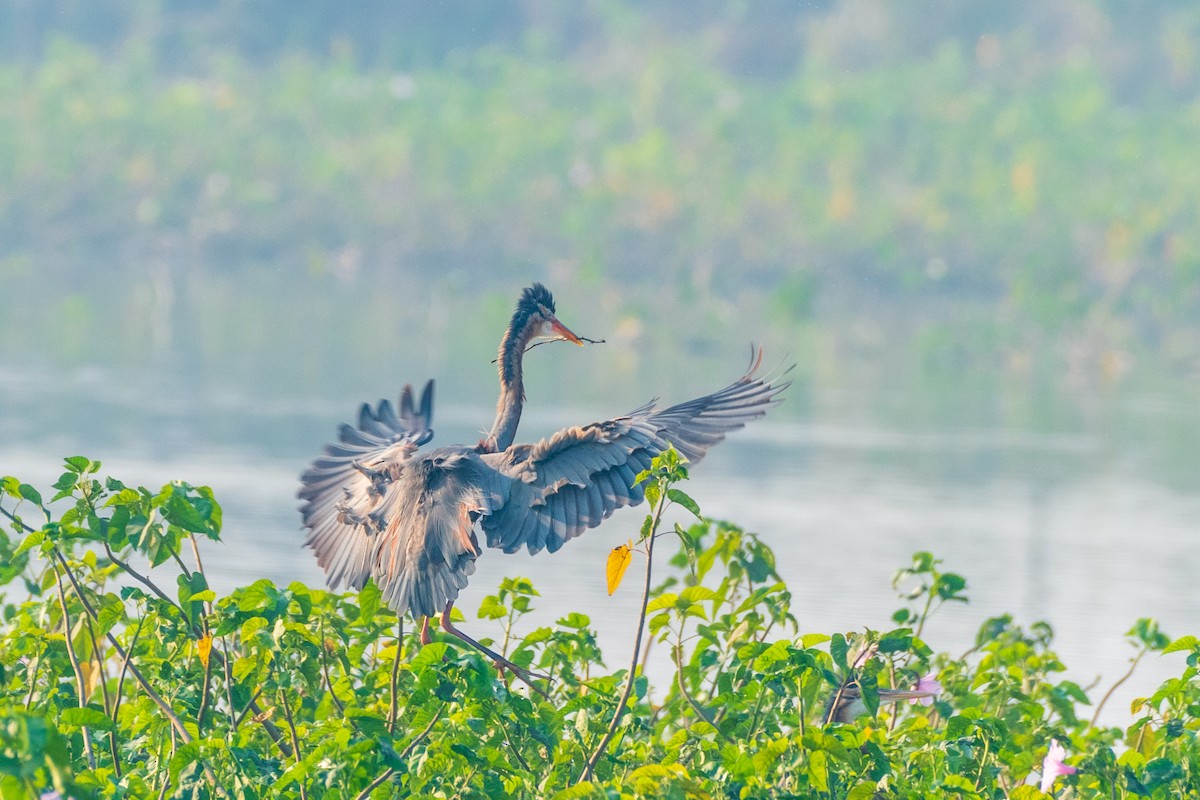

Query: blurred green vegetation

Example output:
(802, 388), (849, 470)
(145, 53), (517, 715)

(1, 1), (1198, 427)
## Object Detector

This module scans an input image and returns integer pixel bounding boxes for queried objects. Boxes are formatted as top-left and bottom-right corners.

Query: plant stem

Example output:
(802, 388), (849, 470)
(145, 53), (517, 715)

(580, 488), (666, 783)
(355, 707), (443, 800)
(1092, 647), (1147, 727)
(389, 617), (403, 733)
(279, 689), (307, 800)
(104, 543), (178, 610)
(51, 548), (232, 797)
(672, 642), (731, 743)
(53, 561), (96, 770)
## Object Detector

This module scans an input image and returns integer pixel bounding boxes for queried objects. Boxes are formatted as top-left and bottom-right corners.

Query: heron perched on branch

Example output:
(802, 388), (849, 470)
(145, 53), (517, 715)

(299, 284), (788, 683)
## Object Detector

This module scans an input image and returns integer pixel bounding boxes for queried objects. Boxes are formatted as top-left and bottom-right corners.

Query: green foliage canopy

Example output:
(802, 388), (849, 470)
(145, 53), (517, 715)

(2, 456), (1200, 798)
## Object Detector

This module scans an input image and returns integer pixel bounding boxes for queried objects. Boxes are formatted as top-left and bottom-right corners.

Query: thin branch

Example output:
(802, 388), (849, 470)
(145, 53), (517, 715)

(24, 655), (40, 711)
(580, 491), (666, 783)
(82, 616), (113, 715)
(197, 635), (215, 733)
(279, 690), (308, 800)
(83, 614), (121, 777)
(104, 543), (178, 610)
(112, 615), (145, 727)
(222, 635), (239, 732)
(233, 688), (265, 730)
(389, 617), (403, 733)
(355, 707), (444, 800)
(1091, 648), (1148, 727)
(319, 621), (347, 718)
(672, 642), (731, 744)
(0, 501), (39, 532)
(53, 561), (96, 770)
(490, 336), (606, 363)
(165, 541), (193, 580)
(188, 533), (207, 575)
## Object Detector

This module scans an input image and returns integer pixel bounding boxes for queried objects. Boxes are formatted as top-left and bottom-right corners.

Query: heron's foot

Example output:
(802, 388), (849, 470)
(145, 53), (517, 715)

(436, 602), (552, 698)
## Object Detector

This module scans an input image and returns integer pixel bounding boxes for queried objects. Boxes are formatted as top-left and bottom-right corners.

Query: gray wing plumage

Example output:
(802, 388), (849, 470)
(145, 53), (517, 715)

(299, 380), (435, 591)
(479, 352), (788, 555)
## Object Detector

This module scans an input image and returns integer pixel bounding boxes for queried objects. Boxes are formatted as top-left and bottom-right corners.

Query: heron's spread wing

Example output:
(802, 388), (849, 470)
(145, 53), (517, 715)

(480, 356), (787, 555)
(299, 380), (435, 591)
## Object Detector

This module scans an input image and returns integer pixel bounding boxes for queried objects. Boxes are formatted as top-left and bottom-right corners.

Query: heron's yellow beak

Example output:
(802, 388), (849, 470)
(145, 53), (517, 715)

(550, 318), (584, 345)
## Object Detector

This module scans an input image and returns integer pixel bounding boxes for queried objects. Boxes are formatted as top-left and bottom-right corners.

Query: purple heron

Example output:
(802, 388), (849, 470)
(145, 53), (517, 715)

(300, 284), (786, 682)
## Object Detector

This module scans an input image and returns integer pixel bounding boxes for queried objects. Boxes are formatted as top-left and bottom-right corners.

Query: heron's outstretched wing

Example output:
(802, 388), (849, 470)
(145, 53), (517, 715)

(480, 352), (787, 555)
(299, 380), (435, 590)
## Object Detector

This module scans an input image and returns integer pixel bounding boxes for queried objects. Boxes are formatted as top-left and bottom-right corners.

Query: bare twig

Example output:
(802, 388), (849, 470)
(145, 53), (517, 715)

(222, 636), (239, 732)
(188, 533), (207, 575)
(355, 707), (444, 800)
(83, 615), (121, 776)
(319, 620), (347, 718)
(53, 562), (96, 770)
(233, 688), (265, 730)
(389, 617), (403, 733)
(580, 491), (666, 782)
(490, 336), (606, 363)
(672, 642), (731, 743)
(104, 543), (178, 610)
(112, 615), (145, 727)
(279, 690), (308, 800)
(1091, 648), (1148, 727)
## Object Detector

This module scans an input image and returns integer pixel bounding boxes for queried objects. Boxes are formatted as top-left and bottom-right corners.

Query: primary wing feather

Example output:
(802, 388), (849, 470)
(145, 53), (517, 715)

(480, 354), (787, 555)
(299, 380), (435, 591)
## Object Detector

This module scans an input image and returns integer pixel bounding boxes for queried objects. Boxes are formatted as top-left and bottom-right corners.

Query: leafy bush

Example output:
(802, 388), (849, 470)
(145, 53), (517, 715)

(2, 454), (1199, 798)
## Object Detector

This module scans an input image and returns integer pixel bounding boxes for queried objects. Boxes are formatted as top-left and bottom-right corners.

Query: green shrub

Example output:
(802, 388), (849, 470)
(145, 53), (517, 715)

(2, 455), (1198, 798)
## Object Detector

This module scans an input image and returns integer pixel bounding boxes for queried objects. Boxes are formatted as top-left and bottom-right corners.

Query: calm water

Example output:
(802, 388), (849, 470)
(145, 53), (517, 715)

(2, 366), (1198, 723)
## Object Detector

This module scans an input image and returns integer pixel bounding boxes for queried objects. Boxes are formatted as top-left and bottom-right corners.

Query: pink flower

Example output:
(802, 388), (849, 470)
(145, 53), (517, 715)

(1040, 739), (1078, 792)
(912, 672), (942, 706)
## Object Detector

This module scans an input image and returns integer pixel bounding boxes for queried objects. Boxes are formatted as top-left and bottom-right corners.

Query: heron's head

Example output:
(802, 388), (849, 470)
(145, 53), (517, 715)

(511, 283), (583, 347)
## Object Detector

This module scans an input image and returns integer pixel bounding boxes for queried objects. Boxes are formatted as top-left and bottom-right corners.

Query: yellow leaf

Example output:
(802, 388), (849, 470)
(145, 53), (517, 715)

(606, 542), (633, 596)
(79, 660), (102, 702)
(197, 633), (213, 668)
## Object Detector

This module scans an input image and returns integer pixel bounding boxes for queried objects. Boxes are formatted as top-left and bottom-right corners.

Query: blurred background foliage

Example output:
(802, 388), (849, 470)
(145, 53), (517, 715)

(2, 0), (1198, 434)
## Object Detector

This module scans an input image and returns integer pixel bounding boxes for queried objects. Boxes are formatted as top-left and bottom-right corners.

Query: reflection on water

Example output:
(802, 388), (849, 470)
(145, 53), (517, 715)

(2, 372), (1198, 724)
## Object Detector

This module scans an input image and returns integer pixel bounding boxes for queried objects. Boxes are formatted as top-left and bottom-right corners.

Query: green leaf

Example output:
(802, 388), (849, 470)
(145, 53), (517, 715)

(557, 612), (590, 629)
(753, 640), (791, 670)
(64, 456), (93, 473)
(830, 634), (849, 671)
(667, 488), (701, 518)
(847, 784), (878, 800)
(1009, 787), (1049, 800)
(59, 707), (116, 732)
(807, 749), (828, 792)
(1163, 635), (1198, 654)
(477, 595), (507, 620)
(411, 642), (449, 669)
(164, 490), (215, 534)
(14, 529), (45, 557)
(940, 774), (979, 794)
(18, 484), (43, 506)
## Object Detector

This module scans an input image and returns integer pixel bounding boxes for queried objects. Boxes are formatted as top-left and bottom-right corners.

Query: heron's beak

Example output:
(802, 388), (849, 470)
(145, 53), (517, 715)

(550, 318), (584, 345)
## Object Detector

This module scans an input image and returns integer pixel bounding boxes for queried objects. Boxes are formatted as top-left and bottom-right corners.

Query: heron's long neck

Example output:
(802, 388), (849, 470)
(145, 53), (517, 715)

(485, 322), (531, 452)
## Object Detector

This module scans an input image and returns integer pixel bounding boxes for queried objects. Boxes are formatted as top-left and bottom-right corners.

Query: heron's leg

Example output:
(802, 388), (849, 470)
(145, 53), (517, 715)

(438, 602), (551, 695)
(420, 616), (432, 646)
